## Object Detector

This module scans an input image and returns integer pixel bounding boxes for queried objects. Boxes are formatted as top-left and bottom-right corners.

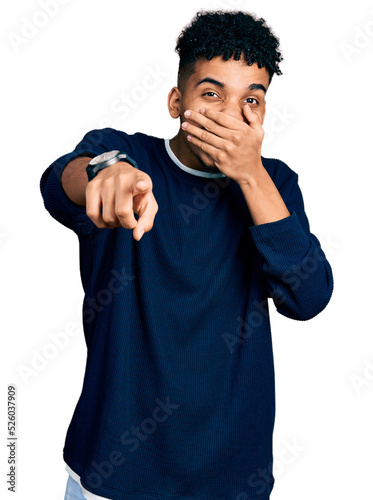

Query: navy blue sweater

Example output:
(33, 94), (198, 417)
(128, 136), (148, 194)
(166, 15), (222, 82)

(40, 128), (333, 500)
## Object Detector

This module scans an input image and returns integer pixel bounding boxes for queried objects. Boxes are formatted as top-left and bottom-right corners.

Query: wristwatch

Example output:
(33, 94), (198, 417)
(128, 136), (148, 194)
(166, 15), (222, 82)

(86, 150), (138, 181)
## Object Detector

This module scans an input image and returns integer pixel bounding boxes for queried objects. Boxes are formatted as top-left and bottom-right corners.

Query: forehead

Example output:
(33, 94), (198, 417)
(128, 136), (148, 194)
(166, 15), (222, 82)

(189, 55), (270, 89)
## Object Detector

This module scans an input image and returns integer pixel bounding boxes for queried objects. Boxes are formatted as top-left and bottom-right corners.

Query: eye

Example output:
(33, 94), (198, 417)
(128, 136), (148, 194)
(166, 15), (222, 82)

(245, 97), (259, 105)
(202, 91), (219, 98)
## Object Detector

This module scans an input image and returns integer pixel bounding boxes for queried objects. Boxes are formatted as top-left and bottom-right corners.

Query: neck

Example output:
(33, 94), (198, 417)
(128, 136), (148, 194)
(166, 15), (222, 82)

(169, 131), (220, 174)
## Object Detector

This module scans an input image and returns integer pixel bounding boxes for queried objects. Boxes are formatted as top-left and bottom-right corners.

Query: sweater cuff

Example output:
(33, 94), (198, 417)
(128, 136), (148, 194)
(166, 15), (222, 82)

(249, 212), (311, 260)
(40, 149), (97, 235)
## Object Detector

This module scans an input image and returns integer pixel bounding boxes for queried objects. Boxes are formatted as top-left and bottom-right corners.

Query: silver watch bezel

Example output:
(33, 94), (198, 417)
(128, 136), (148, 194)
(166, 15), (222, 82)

(89, 151), (132, 175)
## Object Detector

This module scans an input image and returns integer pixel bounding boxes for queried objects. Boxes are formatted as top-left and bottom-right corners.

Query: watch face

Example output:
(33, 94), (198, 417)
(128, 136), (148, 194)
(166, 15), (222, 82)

(90, 150), (119, 165)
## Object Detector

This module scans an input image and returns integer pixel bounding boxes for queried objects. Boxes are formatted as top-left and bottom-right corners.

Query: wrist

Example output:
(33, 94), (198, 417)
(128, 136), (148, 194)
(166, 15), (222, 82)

(86, 151), (138, 181)
(236, 159), (265, 187)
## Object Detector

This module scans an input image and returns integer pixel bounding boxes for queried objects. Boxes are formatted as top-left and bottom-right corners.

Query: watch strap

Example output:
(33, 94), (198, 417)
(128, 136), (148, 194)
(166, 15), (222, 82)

(86, 152), (138, 181)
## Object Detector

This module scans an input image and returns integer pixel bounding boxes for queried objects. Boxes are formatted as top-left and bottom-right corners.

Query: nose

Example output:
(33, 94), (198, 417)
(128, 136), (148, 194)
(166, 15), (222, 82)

(220, 102), (246, 122)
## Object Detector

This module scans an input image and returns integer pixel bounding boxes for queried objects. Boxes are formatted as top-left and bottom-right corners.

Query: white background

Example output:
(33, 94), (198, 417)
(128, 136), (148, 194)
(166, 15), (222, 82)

(1, 0), (372, 499)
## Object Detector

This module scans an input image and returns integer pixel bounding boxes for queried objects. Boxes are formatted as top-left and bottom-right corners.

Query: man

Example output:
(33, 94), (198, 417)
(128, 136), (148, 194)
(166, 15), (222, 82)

(40, 10), (333, 500)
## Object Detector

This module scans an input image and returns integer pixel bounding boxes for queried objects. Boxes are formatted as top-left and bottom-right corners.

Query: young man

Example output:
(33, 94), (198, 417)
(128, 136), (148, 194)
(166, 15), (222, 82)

(40, 10), (333, 500)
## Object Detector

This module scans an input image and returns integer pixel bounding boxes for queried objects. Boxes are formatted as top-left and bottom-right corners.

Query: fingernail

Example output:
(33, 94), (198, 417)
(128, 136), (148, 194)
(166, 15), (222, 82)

(138, 229), (144, 240)
(184, 110), (191, 117)
(200, 108), (206, 114)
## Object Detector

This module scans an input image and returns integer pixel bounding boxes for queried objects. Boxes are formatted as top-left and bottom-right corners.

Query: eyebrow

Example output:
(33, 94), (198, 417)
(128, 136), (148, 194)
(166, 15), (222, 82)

(195, 77), (267, 93)
(248, 83), (267, 93)
(195, 77), (224, 88)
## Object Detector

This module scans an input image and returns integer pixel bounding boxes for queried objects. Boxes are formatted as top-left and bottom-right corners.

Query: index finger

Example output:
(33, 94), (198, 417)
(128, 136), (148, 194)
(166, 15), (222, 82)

(198, 107), (241, 129)
(112, 173), (152, 232)
(183, 109), (234, 139)
(132, 191), (159, 241)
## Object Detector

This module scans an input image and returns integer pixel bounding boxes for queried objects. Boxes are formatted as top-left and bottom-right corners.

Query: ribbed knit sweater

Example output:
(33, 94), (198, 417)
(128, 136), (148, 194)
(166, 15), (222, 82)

(40, 128), (333, 500)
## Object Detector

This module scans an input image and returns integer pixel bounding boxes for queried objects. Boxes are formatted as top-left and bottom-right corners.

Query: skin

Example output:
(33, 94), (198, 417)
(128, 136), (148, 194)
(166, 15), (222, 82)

(62, 156), (158, 241)
(167, 55), (290, 228)
(62, 54), (290, 240)
(168, 56), (268, 177)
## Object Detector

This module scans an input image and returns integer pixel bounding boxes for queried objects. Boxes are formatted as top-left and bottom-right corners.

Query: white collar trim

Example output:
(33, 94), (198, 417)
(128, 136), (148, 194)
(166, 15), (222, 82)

(164, 139), (226, 178)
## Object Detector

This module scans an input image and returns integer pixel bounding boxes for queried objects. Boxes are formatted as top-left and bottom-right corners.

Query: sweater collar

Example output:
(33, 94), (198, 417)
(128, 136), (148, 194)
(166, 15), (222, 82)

(164, 139), (226, 179)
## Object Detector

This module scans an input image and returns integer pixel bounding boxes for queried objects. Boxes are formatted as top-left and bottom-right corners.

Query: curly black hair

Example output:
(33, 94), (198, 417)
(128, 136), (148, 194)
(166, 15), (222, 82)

(175, 10), (283, 90)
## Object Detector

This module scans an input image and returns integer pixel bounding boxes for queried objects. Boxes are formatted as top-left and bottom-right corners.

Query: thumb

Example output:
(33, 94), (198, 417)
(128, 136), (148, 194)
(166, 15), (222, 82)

(133, 174), (153, 196)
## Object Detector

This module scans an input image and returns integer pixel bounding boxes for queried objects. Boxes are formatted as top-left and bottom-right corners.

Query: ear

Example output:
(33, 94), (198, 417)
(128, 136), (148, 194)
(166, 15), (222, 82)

(167, 87), (182, 119)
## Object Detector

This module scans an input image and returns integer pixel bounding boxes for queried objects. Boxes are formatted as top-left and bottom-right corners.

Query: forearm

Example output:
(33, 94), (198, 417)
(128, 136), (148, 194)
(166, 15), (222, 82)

(249, 212), (334, 320)
(61, 156), (91, 206)
(238, 162), (290, 226)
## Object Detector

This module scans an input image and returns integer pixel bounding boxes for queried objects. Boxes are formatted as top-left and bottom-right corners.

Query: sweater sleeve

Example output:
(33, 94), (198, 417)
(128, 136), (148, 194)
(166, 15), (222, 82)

(249, 160), (334, 321)
(39, 128), (129, 236)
